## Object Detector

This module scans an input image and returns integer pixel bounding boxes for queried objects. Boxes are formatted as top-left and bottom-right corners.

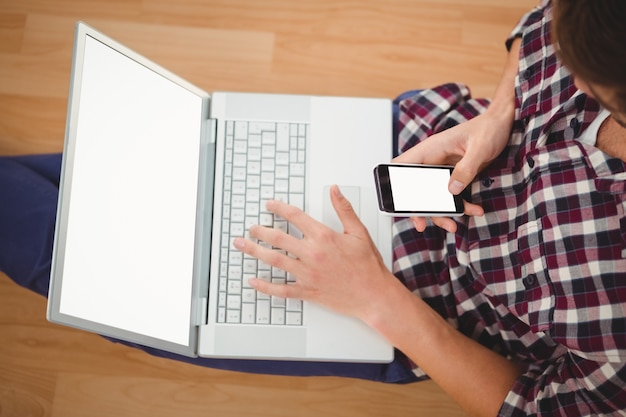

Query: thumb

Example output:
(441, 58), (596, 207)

(329, 185), (367, 236)
(448, 148), (483, 195)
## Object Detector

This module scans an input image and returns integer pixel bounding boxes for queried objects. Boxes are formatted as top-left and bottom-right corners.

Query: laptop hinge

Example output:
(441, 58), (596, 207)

(196, 297), (208, 325)
(206, 118), (217, 144)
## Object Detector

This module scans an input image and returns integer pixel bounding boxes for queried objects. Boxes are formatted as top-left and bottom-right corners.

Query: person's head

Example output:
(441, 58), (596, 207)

(552, 0), (626, 127)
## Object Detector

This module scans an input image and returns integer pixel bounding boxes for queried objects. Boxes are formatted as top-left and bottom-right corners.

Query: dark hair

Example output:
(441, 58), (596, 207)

(552, 0), (626, 111)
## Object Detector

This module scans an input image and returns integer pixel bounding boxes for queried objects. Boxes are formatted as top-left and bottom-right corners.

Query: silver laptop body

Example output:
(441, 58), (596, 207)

(48, 22), (394, 363)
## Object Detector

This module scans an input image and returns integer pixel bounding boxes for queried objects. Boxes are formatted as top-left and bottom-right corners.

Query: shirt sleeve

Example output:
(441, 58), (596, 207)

(499, 352), (626, 416)
(506, 0), (550, 51)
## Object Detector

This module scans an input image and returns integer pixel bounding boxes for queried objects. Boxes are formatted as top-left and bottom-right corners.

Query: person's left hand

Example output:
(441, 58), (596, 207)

(233, 185), (401, 322)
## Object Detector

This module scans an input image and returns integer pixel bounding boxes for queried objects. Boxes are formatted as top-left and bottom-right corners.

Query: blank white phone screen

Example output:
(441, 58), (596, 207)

(388, 166), (456, 212)
(58, 35), (204, 346)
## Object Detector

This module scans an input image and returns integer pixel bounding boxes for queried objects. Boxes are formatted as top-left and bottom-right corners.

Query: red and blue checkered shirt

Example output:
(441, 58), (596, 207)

(392, 1), (626, 415)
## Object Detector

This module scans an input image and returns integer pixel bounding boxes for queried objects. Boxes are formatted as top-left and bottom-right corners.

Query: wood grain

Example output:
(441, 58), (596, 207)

(1, 0), (537, 415)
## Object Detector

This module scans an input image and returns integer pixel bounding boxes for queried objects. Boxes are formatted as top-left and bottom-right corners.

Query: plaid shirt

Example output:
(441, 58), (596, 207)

(392, 1), (626, 415)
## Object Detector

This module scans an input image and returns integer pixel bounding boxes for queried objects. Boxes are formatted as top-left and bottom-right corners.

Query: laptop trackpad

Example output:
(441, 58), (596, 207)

(322, 185), (360, 232)
(214, 326), (306, 358)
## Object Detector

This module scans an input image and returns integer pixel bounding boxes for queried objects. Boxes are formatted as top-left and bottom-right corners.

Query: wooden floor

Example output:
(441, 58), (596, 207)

(1, 0), (537, 416)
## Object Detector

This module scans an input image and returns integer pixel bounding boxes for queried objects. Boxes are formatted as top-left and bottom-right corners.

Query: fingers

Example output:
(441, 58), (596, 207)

(412, 216), (458, 233)
(233, 234), (298, 274)
(329, 185), (368, 236)
(248, 276), (303, 300)
(392, 138), (432, 165)
(264, 199), (324, 238)
(410, 200), (484, 233)
(463, 201), (484, 217)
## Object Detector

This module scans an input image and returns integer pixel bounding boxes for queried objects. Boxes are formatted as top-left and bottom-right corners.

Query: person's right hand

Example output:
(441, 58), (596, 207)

(393, 110), (512, 232)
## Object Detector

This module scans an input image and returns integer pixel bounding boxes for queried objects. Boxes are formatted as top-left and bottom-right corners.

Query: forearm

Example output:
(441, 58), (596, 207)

(364, 279), (522, 417)
(485, 37), (520, 128)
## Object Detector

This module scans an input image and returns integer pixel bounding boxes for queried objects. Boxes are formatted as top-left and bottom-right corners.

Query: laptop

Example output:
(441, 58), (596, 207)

(47, 21), (394, 363)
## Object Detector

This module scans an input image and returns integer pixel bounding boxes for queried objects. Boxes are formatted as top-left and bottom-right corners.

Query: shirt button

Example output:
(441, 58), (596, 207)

(526, 155), (535, 168)
(481, 177), (494, 187)
(523, 274), (537, 289)
(569, 118), (580, 137)
(523, 68), (533, 80)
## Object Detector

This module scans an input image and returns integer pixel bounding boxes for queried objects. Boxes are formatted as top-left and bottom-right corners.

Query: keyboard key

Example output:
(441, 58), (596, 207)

(256, 300), (271, 324)
(241, 303), (256, 324)
(230, 222), (244, 237)
(231, 195), (245, 209)
(262, 145), (275, 159)
(275, 165), (289, 179)
(272, 293), (286, 308)
(248, 161), (261, 175)
(286, 311), (302, 326)
(228, 280), (242, 294)
(289, 193), (304, 210)
(248, 175), (260, 188)
(260, 186), (274, 200)
(228, 265), (242, 279)
(248, 134), (262, 148)
(242, 288), (257, 303)
(286, 298), (302, 312)
(234, 140), (247, 153)
(243, 259), (257, 274)
(232, 167), (246, 181)
(249, 122), (275, 135)
(248, 147), (261, 161)
(232, 181), (246, 194)
(290, 163), (305, 176)
(227, 310), (241, 323)
(271, 308), (285, 325)
(261, 172), (274, 185)
(275, 179), (289, 193)
(291, 177), (305, 193)
(262, 131), (276, 145)
(229, 251), (243, 265)
(274, 220), (288, 234)
(234, 121), (248, 140)
(277, 124), (289, 151)
(227, 295), (241, 310)
(262, 158), (275, 172)
(233, 153), (247, 167)
(231, 208), (245, 222)
(260, 213), (273, 226)
(276, 152), (289, 165)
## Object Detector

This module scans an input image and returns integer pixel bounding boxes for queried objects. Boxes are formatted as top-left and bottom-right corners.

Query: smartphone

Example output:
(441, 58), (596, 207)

(373, 163), (464, 216)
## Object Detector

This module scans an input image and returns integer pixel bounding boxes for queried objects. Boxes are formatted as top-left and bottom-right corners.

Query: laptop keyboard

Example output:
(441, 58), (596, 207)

(217, 120), (308, 326)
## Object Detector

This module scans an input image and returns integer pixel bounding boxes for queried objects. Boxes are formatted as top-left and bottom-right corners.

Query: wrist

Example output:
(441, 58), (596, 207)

(360, 276), (420, 338)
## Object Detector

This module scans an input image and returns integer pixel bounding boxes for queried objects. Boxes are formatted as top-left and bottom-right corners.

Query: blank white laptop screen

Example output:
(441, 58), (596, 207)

(57, 35), (204, 346)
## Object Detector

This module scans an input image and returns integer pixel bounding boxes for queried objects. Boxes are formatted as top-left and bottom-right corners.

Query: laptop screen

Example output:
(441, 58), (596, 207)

(55, 33), (205, 347)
